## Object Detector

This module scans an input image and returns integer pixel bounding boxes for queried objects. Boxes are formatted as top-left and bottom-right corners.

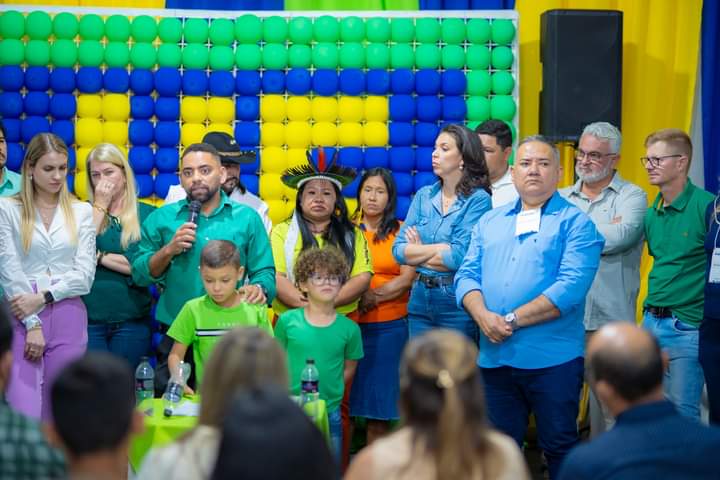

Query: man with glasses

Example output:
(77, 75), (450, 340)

(642, 128), (714, 420)
(475, 119), (519, 208)
(561, 122), (647, 436)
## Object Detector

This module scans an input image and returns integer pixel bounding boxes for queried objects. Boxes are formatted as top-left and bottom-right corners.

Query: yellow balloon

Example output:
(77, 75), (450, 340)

(180, 97), (208, 123)
(337, 122), (363, 146)
(77, 95), (102, 119)
(338, 97), (363, 122)
(259, 173), (284, 200)
(283, 198), (296, 217)
(286, 97), (311, 121)
(283, 184), (297, 201)
(261, 146), (287, 174)
(344, 197), (358, 213)
(75, 118), (103, 147)
(206, 123), (233, 136)
(365, 96), (389, 122)
(260, 95), (286, 122)
(102, 93), (130, 121)
(286, 121), (312, 149)
(74, 170), (89, 201)
(311, 122), (337, 146)
(261, 122), (285, 147)
(207, 97), (234, 124)
(181, 123), (207, 147)
(311, 97), (337, 122)
(287, 148), (308, 169)
(266, 199), (287, 225)
(103, 121), (128, 145)
(75, 147), (91, 172)
(364, 121), (389, 147)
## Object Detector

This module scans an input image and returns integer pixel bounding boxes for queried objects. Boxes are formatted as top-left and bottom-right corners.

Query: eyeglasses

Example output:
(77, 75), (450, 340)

(575, 149), (617, 162)
(308, 274), (342, 286)
(640, 154), (683, 168)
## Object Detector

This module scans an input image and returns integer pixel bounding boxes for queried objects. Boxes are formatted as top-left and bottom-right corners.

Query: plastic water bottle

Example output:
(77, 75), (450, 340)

(163, 361), (191, 417)
(300, 358), (320, 420)
(135, 357), (155, 414)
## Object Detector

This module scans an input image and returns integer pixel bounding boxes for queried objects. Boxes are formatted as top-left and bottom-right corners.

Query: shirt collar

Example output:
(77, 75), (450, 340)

(492, 168), (513, 189)
(651, 178), (695, 212)
(177, 191), (232, 219)
(569, 170), (623, 196)
(506, 190), (562, 216)
(616, 400), (676, 424)
(0, 167), (16, 189)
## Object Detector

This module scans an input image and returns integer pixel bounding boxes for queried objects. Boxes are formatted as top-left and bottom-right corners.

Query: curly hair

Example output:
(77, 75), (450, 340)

(293, 246), (350, 287)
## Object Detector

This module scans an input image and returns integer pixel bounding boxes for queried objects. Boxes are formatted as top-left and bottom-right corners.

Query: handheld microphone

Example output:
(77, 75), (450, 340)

(188, 200), (202, 225)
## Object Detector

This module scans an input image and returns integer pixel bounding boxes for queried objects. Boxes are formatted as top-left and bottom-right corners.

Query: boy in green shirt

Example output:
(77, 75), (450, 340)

(168, 240), (273, 391)
(275, 247), (364, 465)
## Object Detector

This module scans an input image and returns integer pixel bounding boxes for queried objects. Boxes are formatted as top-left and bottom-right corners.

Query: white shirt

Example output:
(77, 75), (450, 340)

(165, 184), (273, 234)
(491, 167), (519, 208)
(0, 197), (96, 325)
(136, 425), (220, 480)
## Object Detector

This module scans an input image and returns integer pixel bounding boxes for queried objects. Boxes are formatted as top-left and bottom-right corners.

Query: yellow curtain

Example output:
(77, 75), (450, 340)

(516, 0), (702, 322)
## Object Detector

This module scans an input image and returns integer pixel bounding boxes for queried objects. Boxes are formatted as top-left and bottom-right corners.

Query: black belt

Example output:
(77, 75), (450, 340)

(645, 305), (673, 318)
(417, 274), (454, 288)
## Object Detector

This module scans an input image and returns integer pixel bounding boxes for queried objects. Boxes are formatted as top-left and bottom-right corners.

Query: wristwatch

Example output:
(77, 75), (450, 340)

(505, 312), (519, 331)
(43, 290), (55, 305)
(22, 317), (42, 330)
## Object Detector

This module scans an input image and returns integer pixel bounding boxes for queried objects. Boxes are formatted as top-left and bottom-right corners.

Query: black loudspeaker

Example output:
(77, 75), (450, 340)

(539, 9), (623, 142)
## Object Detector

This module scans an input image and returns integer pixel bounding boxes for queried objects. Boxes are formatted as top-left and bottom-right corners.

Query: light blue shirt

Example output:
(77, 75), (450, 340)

(0, 167), (21, 197)
(392, 181), (492, 276)
(455, 191), (605, 369)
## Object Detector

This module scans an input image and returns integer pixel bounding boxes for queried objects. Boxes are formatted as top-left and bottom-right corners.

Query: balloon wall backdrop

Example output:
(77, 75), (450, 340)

(0, 8), (518, 221)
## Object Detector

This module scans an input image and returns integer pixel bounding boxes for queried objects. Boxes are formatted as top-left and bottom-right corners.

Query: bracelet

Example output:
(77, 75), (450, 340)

(93, 203), (109, 215)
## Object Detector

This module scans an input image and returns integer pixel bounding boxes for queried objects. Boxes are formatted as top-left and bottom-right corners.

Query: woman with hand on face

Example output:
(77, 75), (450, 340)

(0, 133), (95, 420)
(82, 143), (155, 370)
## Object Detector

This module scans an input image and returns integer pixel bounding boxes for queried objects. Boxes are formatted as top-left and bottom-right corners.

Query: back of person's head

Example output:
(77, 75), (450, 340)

(211, 387), (335, 480)
(199, 328), (288, 427)
(50, 352), (136, 457)
(200, 239), (242, 269)
(400, 329), (499, 479)
(0, 300), (13, 390)
(293, 246), (350, 286)
(474, 119), (513, 150)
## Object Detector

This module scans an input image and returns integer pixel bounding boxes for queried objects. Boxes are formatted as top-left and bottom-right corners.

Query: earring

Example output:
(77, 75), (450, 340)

(29, 174), (33, 180)
(459, 164), (464, 171)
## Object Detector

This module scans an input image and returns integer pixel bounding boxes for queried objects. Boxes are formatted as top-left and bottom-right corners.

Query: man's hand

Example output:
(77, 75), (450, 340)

(167, 222), (197, 256)
(24, 328), (46, 362)
(241, 284), (267, 305)
(476, 311), (512, 343)
(10, 293), (45, 319)
(359, 289), (378, 313)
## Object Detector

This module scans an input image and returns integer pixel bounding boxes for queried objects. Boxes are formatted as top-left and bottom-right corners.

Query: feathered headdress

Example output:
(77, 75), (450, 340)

(281, 147), (357, 190)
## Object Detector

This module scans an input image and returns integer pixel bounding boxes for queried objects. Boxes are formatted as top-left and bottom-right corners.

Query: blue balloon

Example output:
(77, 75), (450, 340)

(235, 96), (259, 121)
(235, 71), (261, 95)
(238, 149), (259, 174)
(339, 69), (364, 95)
(21, 116), (51, 143)
(3, 119), (21, 142)
(366, 69), (389, 95)
(261, 70), (285, 94)
(286, 69), (311, 95)
(389, 147), (414, 172)
(389, 95), (415, 122)
(442, 96), (466, 121)
(154, 173), (178, 198)
(0, 66), (24, 91)
(24, 91), (50, 117)
(390, 69), (414, 94)
(77, 67), (103, 93)
(154, 121), (180, 147)
(415, 70), (441, 95)
(130, 95), (154, 119)
(49, 67), (76, 93)
(155, 147), (179, 173)
(415, 122), (439, 147)
(0, 92), (23, 117)
(363, 147), (389, 169)
(130, 69), (154, 95)
(393, 173), (413, 196)
(240, 174), (258, 195)
(129, 147), (155, 174)
(67, 148), (76, 170)
(7, 143), (24, 171)
(154, 67), (182, 96)
(415, 147), (434, 171)
(135, 174), (154, 198)
(155, 96), (180, 121)
(441, 70), (466, 96)
(338, 147), (363, 170)
(312, 69), (337, 96)
(389, 122), (414, 146)
(182, 69), (208, 96)
(416, 96), (442, 122)
(24, 66), (50, 91)
(396, 195), (411, 220)
(342, 176), (360, 198)
(209, 71), (234, 97)
(129, 120), (154, 146)
(414, 171), (436, 191)
(49, 93), (76, 119)
(234, 122), (260, 146)
(104, 67), (130, 93)
(51, 120), (74, 146)
(66, 173), (74, 193)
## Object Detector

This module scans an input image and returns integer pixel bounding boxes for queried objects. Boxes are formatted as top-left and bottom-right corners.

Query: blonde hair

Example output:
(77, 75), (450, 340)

(645, 128), (693, 168)
(85, 143), (140, 249)
(18, 133), (78, 253)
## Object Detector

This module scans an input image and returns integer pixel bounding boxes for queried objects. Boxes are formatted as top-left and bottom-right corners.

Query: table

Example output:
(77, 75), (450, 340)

(129, 396), (329, 472)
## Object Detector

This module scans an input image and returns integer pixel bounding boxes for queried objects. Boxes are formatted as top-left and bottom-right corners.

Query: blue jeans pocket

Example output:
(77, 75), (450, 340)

(673, 319), (698, 333)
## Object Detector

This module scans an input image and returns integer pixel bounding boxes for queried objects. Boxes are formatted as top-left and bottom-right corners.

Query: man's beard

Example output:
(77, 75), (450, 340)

(576, 163), (612, 184)
(187, 184), (219, 203)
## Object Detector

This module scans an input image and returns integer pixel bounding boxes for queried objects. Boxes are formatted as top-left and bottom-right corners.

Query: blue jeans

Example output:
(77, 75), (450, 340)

(327, 407), (342, 467)
(482, 357), (584, 480)
(87, 319), (151, 371)
(407, 279), (478, 343)
(642, 311), (704, 420)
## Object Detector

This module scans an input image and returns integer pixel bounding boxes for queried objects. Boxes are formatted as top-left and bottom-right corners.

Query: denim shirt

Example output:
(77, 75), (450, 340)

(392, 181), (492, 277)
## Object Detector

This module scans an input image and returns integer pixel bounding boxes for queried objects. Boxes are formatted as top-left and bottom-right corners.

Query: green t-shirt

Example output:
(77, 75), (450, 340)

(275, 308), (363, 411)
(167, 294), (273, 385)
(644, 179), (714, 326)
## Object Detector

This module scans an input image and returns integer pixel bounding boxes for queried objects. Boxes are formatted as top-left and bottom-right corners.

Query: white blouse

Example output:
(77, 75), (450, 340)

(0, 197), (96, 325)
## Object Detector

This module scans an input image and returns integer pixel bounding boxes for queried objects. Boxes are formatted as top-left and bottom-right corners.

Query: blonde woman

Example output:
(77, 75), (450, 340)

(137, 327), (288, 480)
(0, 133), (95, 420)
(82, 143), (154, 369)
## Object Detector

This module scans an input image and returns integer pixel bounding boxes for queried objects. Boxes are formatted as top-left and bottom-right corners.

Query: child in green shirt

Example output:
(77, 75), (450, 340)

(275, 246), (364, 465)
(168, 240), (273, 391)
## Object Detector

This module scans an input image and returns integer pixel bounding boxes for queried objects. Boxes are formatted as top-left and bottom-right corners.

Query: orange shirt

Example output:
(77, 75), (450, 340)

(360, 227), (409, 324)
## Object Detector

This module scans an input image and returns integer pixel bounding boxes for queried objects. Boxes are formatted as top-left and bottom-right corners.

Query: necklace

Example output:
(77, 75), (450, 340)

(441, 192), (456, 211)
(37, 204), (57, 226)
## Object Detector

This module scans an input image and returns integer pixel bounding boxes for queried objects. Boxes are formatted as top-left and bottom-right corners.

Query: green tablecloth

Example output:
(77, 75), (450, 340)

(129, 396), (329, 472)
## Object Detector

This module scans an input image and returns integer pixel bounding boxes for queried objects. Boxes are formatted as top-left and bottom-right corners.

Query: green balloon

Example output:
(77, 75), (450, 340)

(53, 12), (78, 39)
(288, 44), (312, 68)
(182, 43), (209, 69)
(490, 95), (516, 121)
(340, 16), (365, 42)
(236, 14), (262, 43)
(313, 15), (339, 43)
(491, 46), (514, 69)
(366, 18), (390, 43)
(415, 44), (440, 69)
(467, 18), (491, 44)
(288, 16), (312, 44)
(26, 11), (52, 40)
(263, 43), (288, 69)
(209, 18), (234, 45)
(263, 16), (287, 43)
(209, 45), (234, 70)
(79, 14), (104, 40)
(415, 18), (440, 43)
(235, 44), (262, 69)
(0, 39), (24, 65)
(131, 15), (157, 43)
(491, 71), (515, 95)
(466, 71), (491, 96)
(441, 45), (465, 69)
(78, 40), (104, 66)
(51, 39), (77, 67)
(491, 19), (516, 45)
(130, 42), (157, 69)
(157, 43), (181, 67)
(441, 18), (465, 44)
(106, 15), (130, 42)
(105, 41), (130, 67)
(0, 11), (25, 39)
(339, 43), (364, 69)
(390, 44), (414, 69)
(466, 96), (490, 122)
(312, 42), (338, 69)
(158, 17), (182, 43)
(25, 40), (50, 66)
(391, 18), (414, 43)
(466, 120), (481, 131)
(466, 45), (490, 70)
(365, 43), (389, 69)
(184, 18), (208, 44)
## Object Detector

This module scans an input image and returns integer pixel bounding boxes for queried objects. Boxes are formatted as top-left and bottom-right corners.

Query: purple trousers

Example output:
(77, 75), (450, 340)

(6, 297), (88, 421)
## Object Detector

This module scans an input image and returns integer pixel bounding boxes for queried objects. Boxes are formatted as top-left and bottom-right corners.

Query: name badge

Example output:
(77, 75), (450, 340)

(516, 208), (541, 236)
(710, 248), (720, 284)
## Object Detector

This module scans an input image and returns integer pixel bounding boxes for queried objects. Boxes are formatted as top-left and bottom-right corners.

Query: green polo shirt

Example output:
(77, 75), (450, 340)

(0, 167), (21, 197)
(129, 192), (276, 325)
(644, 179), (714, 326)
